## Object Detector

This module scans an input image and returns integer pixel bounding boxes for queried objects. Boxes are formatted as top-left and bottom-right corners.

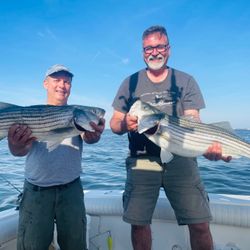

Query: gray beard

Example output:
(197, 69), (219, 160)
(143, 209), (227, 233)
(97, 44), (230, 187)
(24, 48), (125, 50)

(146, 60), (165, 70)
(145, 54), (166, 70)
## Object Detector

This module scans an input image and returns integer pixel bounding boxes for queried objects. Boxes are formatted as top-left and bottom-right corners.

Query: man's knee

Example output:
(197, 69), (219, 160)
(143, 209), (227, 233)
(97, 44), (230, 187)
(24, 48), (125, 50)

(188, 222), (210, 235)
(132, 224), (150, 229)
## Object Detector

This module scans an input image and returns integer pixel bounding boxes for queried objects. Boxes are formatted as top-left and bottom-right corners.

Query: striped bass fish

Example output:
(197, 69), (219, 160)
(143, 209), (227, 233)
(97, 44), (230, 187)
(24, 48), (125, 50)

(129, 100), (250, 163)
(0, 102), (105, 148)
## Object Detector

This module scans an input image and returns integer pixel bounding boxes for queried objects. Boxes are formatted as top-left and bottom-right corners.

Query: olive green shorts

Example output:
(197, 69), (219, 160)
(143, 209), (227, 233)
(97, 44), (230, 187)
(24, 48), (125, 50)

(123, 156), (212, 225)
(18, 178), (87, 250)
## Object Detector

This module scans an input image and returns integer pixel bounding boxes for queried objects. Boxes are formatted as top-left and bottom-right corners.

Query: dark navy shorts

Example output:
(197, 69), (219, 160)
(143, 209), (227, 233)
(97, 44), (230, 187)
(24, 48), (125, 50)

(123, 156), (212, 225)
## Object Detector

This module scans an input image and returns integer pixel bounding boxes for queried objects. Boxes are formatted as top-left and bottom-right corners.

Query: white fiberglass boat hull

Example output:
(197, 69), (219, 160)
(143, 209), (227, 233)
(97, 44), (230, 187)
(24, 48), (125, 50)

(1, 190), (250, 250)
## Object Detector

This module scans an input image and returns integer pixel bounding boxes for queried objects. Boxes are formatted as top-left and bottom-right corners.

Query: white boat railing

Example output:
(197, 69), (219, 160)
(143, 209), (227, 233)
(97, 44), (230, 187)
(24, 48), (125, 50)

(1, 190), (250, 250)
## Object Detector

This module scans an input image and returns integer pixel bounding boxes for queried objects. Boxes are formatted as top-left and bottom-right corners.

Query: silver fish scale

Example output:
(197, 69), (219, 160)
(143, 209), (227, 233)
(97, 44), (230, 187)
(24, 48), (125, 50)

(0, 103), (105, 143)
(170, 116), (249, 145)
(140, 100), (248, 144)
(0, 105), (74, 132)
(22, 107), (74, 130)
(160, 115), (250, 158)
(133, 100), (250, 159)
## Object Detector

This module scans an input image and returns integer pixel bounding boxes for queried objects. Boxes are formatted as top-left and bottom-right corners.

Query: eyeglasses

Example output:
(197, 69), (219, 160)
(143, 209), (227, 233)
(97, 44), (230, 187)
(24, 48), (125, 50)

(143, 44), (170, 54)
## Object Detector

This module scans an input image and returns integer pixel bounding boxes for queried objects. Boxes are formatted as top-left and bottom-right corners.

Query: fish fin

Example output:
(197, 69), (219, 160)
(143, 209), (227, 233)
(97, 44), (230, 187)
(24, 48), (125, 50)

(46, 141), (62, 152)
(0, 102), (20, 110)
(44, 127), (75, 151)
(160, 150), (173, 164)
(229, 154), (240, 159)
(221, 150), (240, 159)
(210, 121), (234, 133)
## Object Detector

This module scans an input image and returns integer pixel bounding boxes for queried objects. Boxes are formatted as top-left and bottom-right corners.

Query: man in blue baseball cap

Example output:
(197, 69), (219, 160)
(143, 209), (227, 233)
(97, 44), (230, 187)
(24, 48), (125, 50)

(8, 64), (105, 250)
(45, 64), (74, 78)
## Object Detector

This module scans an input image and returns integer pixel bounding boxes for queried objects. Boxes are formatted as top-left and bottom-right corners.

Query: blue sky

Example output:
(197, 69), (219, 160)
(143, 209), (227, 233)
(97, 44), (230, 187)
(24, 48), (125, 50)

(0, 0), (249, 129)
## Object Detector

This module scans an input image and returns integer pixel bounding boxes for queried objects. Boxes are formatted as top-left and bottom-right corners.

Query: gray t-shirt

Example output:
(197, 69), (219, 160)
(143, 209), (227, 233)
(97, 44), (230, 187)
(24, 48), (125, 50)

(25, 136), (83, 186)
(112, 67), (205, 157)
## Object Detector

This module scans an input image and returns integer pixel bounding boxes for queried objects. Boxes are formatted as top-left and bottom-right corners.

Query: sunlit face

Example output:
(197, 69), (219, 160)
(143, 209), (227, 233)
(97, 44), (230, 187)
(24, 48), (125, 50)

(143, 32), (170, 71)
(43, 72), (72, 105)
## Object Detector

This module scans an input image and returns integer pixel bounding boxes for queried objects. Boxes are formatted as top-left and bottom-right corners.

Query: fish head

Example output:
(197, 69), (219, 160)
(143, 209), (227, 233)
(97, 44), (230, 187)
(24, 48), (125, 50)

(129, 100), (163, 119)
(129, 100), (165, 133)
(86, 106), (105, 120)
(73, 107), (105, 132)
(138, 113), (164, 134)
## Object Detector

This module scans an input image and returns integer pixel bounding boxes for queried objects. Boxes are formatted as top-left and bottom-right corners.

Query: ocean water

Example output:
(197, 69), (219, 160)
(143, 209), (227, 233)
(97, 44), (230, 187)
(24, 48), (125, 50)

(0, 129), (250, 212)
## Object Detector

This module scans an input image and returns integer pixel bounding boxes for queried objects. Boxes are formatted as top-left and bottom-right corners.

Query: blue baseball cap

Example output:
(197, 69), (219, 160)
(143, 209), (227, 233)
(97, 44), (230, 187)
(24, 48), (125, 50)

(45, 64), (74, 78)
